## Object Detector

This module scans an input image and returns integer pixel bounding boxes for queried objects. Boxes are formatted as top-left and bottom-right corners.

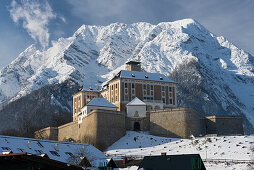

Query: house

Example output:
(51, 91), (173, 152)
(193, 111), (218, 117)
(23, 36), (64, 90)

(100, 61), (177, 112)
(126, 97), (149, 131)
(0, 152), (84, 170)
(72, 86), (101, 121)
(0, 135), (108, 168)
(78, 98), (118, 124)
(138, 154), (206, 170)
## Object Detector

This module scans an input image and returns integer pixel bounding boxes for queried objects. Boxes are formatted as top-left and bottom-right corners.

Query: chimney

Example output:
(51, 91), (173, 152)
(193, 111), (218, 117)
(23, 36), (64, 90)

(161, 152), (166, 156)
(125, 61), (141, 71)
(123, 157), (128, 164)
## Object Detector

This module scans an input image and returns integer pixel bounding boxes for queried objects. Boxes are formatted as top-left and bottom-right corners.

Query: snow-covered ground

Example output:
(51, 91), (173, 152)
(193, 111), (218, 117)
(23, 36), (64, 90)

(106, 131), (254, 170)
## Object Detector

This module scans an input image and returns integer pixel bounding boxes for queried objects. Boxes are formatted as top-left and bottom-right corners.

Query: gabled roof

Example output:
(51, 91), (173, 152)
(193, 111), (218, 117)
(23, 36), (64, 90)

(138, 154), (206, 170)
(87, 98), (118, 108)
(0, 135), (107, 167)
(126, 97), (146, 106)
(126, 61), (141, 65)
(111, 70), (175, 83)
(0, 152), (83, 170)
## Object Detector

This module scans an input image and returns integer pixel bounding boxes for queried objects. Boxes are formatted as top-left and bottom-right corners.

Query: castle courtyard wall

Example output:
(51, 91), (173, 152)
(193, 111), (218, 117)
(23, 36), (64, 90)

(34, 127), (58, 141)
(58, 121), (79, 142)
(205, 115), (243, 135)
(150, 108), (202, 138)
(57, 109), (126, 151)
(126, 113), (150, 131)
(95, 110), (126, 150)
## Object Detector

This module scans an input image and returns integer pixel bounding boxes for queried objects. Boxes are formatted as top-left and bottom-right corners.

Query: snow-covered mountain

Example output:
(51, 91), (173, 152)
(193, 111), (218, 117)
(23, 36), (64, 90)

(0, 19), (253, 132)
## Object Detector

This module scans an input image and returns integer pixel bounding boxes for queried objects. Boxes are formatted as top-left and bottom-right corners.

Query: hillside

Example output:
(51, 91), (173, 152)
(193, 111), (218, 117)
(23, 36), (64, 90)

(0, 19), (253, 133)
(106, 131), (254, 170)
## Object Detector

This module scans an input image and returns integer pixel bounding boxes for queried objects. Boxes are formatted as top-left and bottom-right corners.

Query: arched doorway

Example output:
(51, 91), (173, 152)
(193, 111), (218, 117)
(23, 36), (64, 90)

(134, 122), (140, 131)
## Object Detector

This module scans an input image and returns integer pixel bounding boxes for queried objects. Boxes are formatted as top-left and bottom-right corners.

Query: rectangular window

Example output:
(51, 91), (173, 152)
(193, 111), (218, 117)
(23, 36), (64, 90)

(35, 150), (43, 154)
(1, 147), (11, 150)
(37, 141), (43, 148)
(151, 85), (154, 90)
(125, 89), (128, 94)
(169, 99), (173, 104)
(74, 98), (77, 102)
(17, 148), (24, 152)
(151, 91), (154, 95)
(125, 83), (128, 88)
(115, 96), (117, 102)
(144, 97), (147, 100)
(124, 95), (128, 101)
(162, 98), (166, 103)
(65, 152), (74, 157)
(132, 90), (135, 94)
(74, 108), (76, 113)
(116, 83), (118, 88)
(132, 83), (135, 89)
(78, 96), (80, 101)
(111, 97), (114, 102)
(169, 86), (172, 92)
(151, 97), (154, 100)
(162, 86), (165, 92)
(143, 84), (147, 90)
(50, 151), (60, 157)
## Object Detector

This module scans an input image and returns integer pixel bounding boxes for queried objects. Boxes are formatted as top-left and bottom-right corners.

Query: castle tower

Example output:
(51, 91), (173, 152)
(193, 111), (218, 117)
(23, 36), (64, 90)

(125, 61), (141, 71)
(72, 89), (101, 121)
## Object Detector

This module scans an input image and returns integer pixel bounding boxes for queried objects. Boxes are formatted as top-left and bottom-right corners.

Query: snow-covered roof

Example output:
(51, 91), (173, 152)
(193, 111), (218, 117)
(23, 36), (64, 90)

(81, 84), (102, 92)
(112, 70), (175, 83)
(126, 97), (146, 106)
(87, 98), (118, 108)
(0, 135), (107, 167)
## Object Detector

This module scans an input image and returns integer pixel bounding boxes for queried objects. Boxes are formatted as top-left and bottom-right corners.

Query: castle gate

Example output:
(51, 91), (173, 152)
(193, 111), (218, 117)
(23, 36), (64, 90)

(134, 122), (140, 131)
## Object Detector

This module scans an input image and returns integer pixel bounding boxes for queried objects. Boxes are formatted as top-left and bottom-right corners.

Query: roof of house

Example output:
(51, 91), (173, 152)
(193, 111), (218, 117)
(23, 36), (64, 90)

(126, 97), (146, 106)
(138, 154), (206, 170)
(126, 61), (141, 65)
(87, 98), (118, 108)
(0, 152), (84, 170)
(111, 70), (175, 83)
(0, 135), (107, 167)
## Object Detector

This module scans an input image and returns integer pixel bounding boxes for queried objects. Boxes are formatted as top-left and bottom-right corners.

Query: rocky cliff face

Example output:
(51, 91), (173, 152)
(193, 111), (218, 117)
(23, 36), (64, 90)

(0, 19), (253, 133)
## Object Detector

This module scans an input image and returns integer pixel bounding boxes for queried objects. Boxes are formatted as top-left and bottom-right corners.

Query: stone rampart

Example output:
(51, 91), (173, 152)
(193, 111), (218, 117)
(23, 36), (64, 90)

(150, 107), (202, 138)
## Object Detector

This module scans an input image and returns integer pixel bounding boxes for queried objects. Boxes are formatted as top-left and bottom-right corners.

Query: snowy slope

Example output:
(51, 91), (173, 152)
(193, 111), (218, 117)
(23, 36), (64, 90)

(106, 131), (254, 170)
(0, 19), (253, 129)
(0, 135), (107, 167)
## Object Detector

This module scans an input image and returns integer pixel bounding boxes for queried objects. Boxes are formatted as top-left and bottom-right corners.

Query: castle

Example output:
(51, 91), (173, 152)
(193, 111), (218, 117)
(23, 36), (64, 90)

(35, 61), (244, 151)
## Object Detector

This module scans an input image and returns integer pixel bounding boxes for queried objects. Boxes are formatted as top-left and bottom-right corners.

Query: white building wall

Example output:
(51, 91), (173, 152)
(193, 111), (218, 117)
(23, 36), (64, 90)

(127, 105), (146, 118)
(79, 106), (118, 124)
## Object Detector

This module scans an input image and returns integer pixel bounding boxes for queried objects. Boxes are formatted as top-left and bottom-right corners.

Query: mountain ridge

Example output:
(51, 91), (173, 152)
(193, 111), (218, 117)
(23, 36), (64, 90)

(0, 18), (253, 133)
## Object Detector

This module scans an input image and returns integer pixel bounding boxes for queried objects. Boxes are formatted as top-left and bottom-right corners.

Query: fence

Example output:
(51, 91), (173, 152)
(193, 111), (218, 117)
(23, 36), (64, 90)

(105, 153), (254, 165)
(203, 159), (254, 164)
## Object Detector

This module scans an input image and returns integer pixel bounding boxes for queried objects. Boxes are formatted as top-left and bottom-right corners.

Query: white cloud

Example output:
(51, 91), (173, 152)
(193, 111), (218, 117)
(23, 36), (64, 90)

(9, 0), (56, 49)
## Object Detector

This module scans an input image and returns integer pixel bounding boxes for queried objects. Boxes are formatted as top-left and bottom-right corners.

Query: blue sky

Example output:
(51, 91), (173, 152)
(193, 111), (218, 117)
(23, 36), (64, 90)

(1, 0), (254, 69)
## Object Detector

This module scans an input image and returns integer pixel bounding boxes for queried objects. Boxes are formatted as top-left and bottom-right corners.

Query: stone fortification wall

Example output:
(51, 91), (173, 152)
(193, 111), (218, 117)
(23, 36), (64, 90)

(205, 115), (243, 135)
(58, 121), (78, 142)
(56, 109), (125, 151)
(150, 107), (203, 138)
(126, 112), (150, 131)
(94, 110), (126, 150)
(34, 127), (58, 140)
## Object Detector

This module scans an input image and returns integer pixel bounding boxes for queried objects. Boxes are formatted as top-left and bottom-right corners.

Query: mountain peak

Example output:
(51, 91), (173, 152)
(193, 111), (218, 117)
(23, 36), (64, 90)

(0, 19), (254, 131)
